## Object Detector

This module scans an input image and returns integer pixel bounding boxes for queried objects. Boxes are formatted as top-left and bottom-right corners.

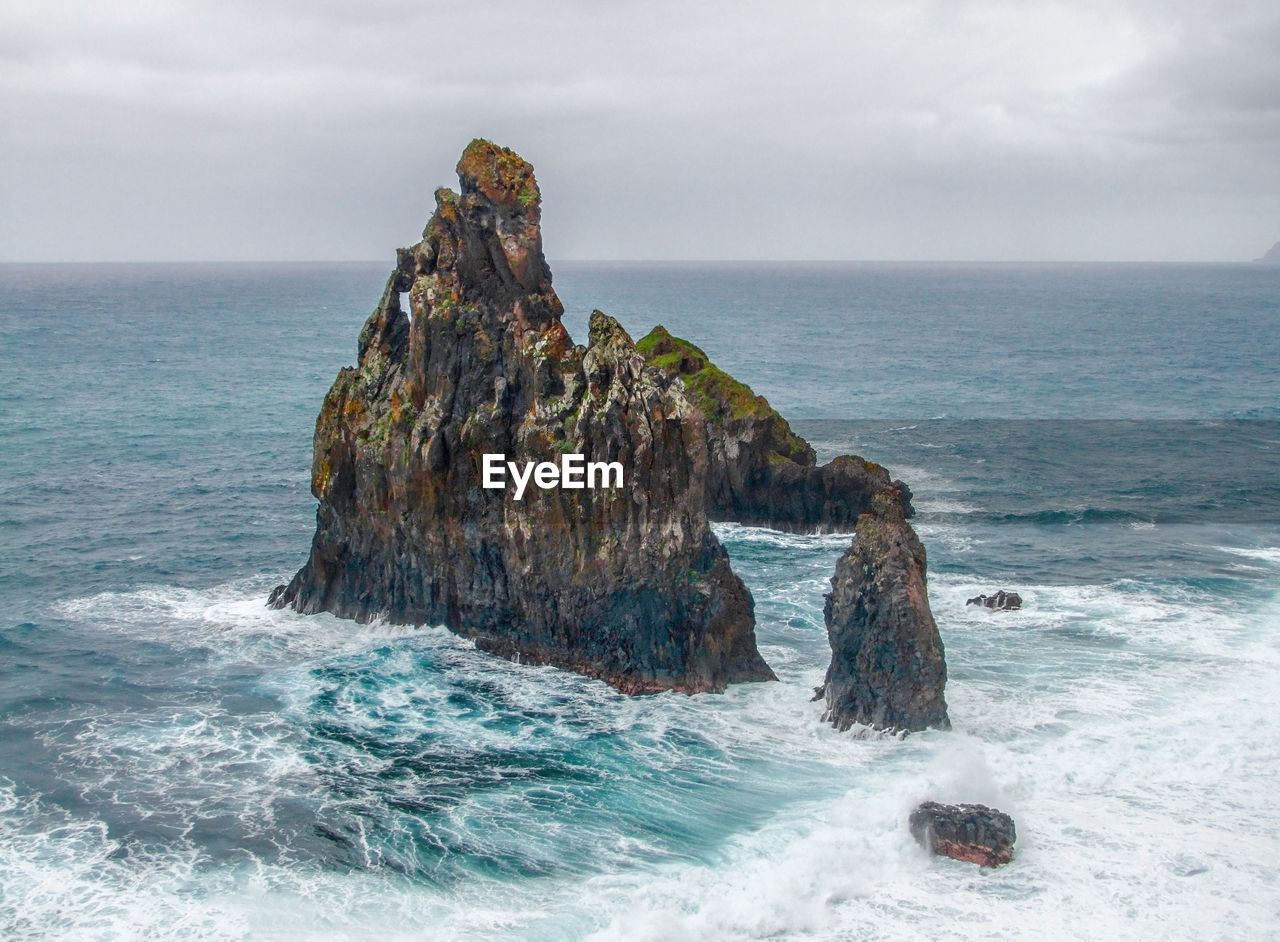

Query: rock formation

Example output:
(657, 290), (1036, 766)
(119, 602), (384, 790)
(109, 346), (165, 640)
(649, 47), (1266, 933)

(270, 139), (775, 694)
(909, 801), (1016, 867)
(270, 137), (947, 720)
(816, 496), (949, 733)
(637, 327), (914, 532)
(966, 590), (1022, 611)
(635, 328), (948, 732)
(1254, 241), (1280, 263)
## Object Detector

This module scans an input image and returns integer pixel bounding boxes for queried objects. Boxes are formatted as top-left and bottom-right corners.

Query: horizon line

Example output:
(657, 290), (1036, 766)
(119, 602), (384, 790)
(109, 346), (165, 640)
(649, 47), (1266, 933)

(0, 257), (1272, 266)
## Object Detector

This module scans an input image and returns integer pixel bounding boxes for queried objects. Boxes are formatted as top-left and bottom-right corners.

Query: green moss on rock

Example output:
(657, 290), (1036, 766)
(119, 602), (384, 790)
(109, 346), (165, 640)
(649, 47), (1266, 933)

(637, 325), (804, 437)
(457, 138), (540, 212)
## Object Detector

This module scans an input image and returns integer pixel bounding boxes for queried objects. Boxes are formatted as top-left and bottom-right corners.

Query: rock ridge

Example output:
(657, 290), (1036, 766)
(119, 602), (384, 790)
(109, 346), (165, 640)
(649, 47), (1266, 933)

(637, 326), (915, 532)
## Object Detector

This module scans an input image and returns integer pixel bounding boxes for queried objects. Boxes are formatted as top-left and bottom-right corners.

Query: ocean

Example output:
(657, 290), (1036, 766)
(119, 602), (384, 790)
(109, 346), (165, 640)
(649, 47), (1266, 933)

(1, 261), (1277, 940)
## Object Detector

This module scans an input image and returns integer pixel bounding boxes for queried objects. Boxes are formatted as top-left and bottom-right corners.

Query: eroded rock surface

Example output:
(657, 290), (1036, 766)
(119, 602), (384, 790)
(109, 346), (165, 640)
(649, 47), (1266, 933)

(909, 801), (1016, 867)
(818, 497), (949, 733)
(270, 140), (775, 694)
(637, 327), (914, 532)
(635, 327), (948, 731)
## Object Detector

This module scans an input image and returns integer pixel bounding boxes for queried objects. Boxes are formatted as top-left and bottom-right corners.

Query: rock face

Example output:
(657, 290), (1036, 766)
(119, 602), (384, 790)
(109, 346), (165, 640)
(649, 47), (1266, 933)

(909, 801), (1016, 867)
(1255, 241), (1280, 263)
(635, 328), (948, 732)
(637, 327), (914, 532)
(967, 590), (1023, 611)
(270, 139), (775, 694)
(818, 497), (949, 732)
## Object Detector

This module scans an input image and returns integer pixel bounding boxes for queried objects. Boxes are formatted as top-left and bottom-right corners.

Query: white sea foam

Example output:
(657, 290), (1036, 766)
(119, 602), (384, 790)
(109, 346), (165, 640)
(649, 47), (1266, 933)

(9, 567), (1280, 939)
(569, 584), (1280, 941)
(1217, 545), (1280, 565)
(914, 496), (982, 515)
(713, 522), (855, 548)
(53, 579), (441, 664)
(0, 779), (243, 941)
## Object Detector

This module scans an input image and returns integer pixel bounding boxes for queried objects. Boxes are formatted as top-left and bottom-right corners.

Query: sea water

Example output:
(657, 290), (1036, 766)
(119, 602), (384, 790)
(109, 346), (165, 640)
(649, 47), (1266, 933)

(1, 261), (1277, 940)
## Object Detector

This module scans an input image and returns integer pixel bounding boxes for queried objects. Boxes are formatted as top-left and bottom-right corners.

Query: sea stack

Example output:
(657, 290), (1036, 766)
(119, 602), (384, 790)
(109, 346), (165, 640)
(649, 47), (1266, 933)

(270, 139), (775, 694)
(818, 494), (950, 733)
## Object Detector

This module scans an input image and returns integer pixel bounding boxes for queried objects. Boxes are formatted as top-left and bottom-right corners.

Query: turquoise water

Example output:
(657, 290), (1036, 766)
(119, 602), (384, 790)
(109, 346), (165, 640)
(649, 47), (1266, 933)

(1, 262), (1278, 939)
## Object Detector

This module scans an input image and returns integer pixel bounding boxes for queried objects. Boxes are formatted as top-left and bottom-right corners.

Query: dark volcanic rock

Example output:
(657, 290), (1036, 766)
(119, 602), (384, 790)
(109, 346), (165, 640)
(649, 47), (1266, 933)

(637, 327), (914, 532)
(966, 590), (1022, 611)
(819, 497), (949, 733)
(909, 801), (1016, 867)
(270, 139), (775, 694)
(634, 330), (949, 730)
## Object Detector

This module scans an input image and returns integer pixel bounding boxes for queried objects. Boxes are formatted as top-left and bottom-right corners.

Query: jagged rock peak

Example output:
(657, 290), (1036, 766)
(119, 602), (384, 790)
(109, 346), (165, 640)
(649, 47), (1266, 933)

(270, 140), (775, 695)
(450, 139), (553, 296)
(457, 139), (539, 207)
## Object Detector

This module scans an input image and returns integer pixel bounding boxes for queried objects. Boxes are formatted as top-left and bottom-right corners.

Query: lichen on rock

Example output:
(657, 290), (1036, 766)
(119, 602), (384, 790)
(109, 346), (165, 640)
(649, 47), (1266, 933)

(637, 326), (915, 533)
(270, 139), (775, 694)
(272, 137), (948, 723)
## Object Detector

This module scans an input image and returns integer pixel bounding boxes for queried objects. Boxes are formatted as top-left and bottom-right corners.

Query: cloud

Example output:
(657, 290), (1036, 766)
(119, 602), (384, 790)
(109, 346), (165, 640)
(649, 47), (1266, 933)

(2, 0), (1277, 260)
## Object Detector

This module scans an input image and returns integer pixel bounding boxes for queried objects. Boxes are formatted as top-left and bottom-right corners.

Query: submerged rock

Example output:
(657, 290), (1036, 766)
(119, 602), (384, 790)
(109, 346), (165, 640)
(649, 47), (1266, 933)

(270, 139), (775, 694)
(820, 497), (949, 733)
(637, 327), (914, 532)
(909, 801), (1016, 867)
(966, 590), (1023, 611)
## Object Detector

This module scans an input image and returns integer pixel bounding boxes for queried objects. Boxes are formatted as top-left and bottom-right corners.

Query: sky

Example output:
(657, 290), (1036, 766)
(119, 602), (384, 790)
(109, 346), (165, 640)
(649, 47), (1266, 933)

(2, 0), (1278, 262)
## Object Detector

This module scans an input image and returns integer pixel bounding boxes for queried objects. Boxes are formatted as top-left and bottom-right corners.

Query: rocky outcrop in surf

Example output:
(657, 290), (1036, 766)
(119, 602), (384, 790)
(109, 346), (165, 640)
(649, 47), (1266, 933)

(967, 590), (1022, 611)
(909, 801), (1016, 867)
(270, 139), (775, 694)
(817, 496), (949, 733)
(637, 327), (914, 533)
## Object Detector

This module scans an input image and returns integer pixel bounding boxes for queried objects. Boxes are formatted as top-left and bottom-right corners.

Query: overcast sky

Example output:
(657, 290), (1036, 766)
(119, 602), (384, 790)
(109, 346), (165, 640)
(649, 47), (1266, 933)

(3, 0), (1278, 262)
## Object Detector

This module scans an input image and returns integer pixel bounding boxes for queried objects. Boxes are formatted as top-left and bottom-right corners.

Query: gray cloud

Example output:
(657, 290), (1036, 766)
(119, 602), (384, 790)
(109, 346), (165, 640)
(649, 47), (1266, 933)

(2, 0), (1277, 261)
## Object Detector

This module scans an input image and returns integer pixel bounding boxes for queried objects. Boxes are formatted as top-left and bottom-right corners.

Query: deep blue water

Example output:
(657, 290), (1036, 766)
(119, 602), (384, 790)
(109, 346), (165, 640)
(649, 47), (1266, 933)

(1, 261), (1278, 940)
